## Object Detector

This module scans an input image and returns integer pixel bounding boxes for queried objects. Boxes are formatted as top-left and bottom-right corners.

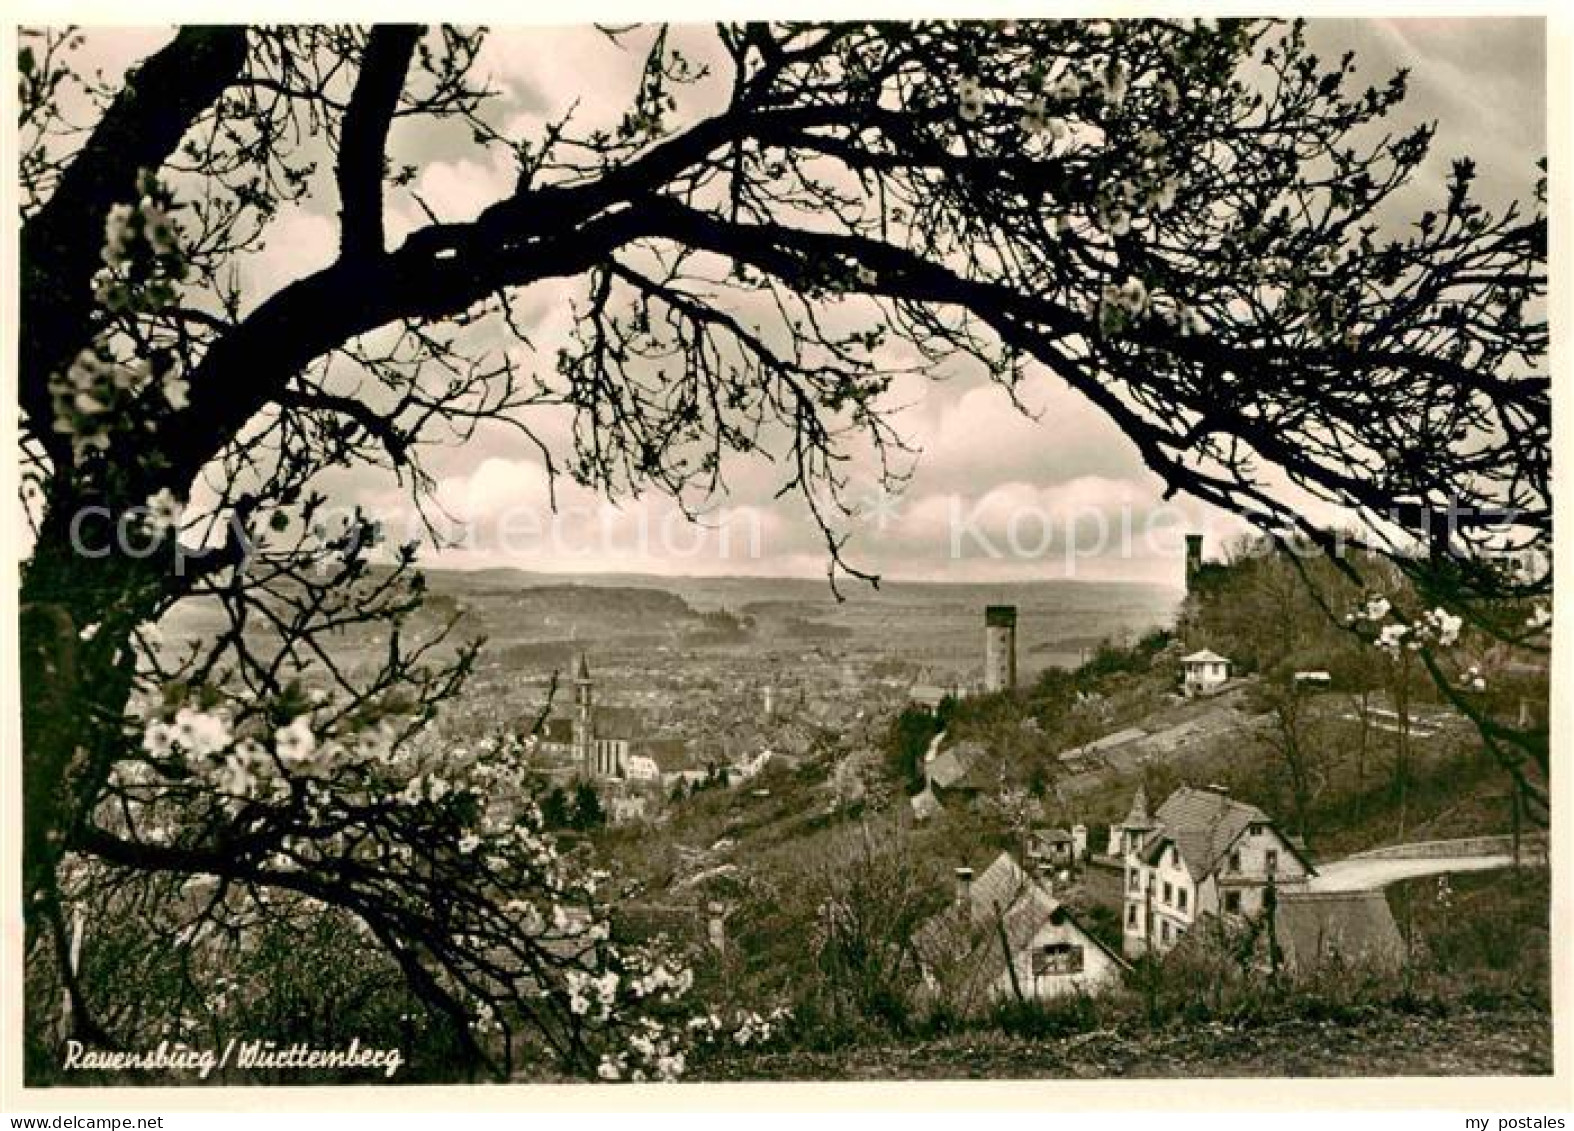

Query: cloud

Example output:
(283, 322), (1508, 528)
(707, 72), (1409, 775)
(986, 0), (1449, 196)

(51, 23), (1540, 584)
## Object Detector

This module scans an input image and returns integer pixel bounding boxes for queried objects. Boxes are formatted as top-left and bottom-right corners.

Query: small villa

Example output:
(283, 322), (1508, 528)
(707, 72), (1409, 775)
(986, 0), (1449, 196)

(1180, 649), (1232, 697)
(1113, 785), (1316, 957)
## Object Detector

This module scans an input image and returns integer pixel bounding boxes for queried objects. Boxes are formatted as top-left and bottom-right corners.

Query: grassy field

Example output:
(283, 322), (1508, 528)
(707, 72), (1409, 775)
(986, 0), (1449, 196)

(692, 1002), (1551, 1080)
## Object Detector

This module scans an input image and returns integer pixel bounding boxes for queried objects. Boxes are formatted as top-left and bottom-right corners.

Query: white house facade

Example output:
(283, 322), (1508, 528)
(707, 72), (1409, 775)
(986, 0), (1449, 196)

(1118, 786), (1314, 957)
(1180, 650), (1232, 697)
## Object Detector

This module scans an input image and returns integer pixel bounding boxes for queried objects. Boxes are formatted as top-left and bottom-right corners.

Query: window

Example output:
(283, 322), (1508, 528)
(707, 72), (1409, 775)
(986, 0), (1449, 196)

(1128, 869), (1140, 892)
(1032, 942), (1085, 976)
(1177, 887), (1188, 912)
(1162, 881), (1173, 905)
(1266, 849), (1280, 875)
(1161, 921), (1172, 944)
(1127, 903), (1138, 927)
(1228, 850), (1242, 872)
(1224, 891), (1242, 914)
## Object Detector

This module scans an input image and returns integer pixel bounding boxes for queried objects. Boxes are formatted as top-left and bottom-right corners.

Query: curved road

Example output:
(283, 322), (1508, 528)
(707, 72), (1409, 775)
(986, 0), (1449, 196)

(1304, 853), (1518, 892)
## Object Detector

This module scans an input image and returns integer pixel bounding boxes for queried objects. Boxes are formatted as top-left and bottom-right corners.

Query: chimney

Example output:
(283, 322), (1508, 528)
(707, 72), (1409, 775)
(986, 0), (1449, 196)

(954, 866), (974, 906)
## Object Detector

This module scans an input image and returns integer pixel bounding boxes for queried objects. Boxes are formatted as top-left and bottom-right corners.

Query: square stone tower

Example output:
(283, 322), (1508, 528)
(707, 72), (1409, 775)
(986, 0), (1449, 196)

(983, 604), (1018, 693)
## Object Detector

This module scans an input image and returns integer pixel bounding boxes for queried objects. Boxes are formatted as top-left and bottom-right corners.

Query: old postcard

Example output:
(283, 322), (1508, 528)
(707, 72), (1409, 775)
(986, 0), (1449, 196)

(3, 8), (1568, 1114)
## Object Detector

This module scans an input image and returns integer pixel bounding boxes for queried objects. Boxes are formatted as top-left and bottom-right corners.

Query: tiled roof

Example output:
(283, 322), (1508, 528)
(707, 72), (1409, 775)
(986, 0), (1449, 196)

(912, 851), (1047, 966)
(1181, 649), (1230, 664)
(1057, 727), (1148, 763)
(1147, 787), (1270, 882)
(928, 740), (987, 790)
(912, 852), (1125, 988)
(1274, 890), (1404, 969)
(634, 737), (693, 770)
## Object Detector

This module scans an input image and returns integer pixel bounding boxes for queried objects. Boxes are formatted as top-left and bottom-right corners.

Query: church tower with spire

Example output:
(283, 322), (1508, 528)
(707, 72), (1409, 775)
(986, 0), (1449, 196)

(572, 653), (595, 777)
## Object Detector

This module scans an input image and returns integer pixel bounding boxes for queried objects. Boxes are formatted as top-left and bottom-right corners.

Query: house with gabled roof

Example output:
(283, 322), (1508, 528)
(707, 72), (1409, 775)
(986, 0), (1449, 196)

(913, 852), (1126, 1011)
(1119, 785), (1316, 957)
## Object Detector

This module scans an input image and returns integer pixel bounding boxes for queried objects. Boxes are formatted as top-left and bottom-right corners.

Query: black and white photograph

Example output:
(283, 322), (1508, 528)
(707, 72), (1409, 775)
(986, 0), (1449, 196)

(3, 8), (1566, 1108)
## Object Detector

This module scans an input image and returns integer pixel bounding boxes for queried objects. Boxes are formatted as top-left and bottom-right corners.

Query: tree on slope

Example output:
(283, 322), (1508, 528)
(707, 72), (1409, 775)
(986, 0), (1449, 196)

(16, 21), (1548, 1074)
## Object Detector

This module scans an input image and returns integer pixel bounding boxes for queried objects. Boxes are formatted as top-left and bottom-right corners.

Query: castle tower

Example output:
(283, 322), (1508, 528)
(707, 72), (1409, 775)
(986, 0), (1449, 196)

(983, 605), (1017, 693)
(1184, 533), (1205, 593)
(572, 652), (595, 777)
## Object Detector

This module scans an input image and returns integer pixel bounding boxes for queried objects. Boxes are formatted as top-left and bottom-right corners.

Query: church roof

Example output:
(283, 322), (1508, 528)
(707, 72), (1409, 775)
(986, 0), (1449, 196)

(536, 717), (575, 745)
(576, 653), (592, 681)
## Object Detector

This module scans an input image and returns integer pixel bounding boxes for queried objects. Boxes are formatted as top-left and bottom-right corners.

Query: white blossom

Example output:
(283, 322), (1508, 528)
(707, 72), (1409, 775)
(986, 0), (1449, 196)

(1376, 623), (1410, 651)
(145, 488), (183, 532)
(142, 720), (176, 759)
(171, 705), (233, 758)
(102, 203), (135, 267)
(274, 716), (317, 769)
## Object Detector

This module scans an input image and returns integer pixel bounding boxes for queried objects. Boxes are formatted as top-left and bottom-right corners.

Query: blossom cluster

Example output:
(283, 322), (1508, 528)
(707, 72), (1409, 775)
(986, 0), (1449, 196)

(956, 55), (1131, 130)
(1346, 595), (1485, 690)
(1098, 276), (1149, 335)
(90, 168), (188, 315)
(48, 344), (189, 465)
(686, 1005), (794, 1050)
(596, 1017), (688, 1082)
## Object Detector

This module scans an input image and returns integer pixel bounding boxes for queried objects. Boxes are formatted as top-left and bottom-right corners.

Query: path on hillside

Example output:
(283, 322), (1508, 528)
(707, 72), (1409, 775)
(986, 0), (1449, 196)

(1305, 852), (1518, 892)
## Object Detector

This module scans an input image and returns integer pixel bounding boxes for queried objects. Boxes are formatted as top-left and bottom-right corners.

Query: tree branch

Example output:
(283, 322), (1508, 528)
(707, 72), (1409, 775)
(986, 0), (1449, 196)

(19, 27), (248, 441)
(336, 25), (423, 260)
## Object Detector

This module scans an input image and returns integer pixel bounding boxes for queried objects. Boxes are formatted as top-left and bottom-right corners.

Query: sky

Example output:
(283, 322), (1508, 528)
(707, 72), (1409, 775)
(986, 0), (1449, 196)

(27, 19), (1548, 587)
